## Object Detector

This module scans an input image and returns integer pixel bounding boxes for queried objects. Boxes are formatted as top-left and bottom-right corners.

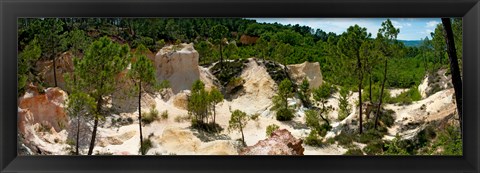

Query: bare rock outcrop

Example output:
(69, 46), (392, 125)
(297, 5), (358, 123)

(240, 129), (304, 155)
(35, 51), (74, 90)
(287, 62), (323, 89)
(172, 91), (189, 110)
(155, 43), (200, 93)
(18, 87), (69, 135)
(239, 35), (259, 45)
(418, 68), (452, 99)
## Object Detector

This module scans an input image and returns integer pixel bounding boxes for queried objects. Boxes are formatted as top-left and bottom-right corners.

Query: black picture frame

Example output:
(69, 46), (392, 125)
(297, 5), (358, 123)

(1, 0), (479, 172)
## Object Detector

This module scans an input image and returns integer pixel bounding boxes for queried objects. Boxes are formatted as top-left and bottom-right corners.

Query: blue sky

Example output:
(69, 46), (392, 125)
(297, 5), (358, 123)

(250, 18), (442, 40)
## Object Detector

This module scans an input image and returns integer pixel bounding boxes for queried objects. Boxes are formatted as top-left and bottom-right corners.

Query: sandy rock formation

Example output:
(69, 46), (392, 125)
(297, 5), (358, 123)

(287, 62), (323, 89)
(155, 43), (200, 93)
(418, 68), (452, 99)
(240, 129), (304, 155)
(18, 87), (69, 135)
(153, 127), (238, 155)
(35, 51), (74, 90)
(172, 91), (190, 110)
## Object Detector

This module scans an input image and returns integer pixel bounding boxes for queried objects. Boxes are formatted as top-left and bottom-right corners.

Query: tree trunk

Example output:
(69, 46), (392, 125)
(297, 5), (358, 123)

(220, 44), (223, 69)
(213, 104), (216, 124)
(375, 59), (388, 130)
(441, 18), (463, 133)
(138, 81), (144, 155)
(319, 102), (330, 126)
(357, 55), (363, 134)
(240, 124), (245, 146)
(52, 55), (58, 87)
(87, 98), (101, 155)
(367, 72), (372, 120)
(75, 114), (80, 155)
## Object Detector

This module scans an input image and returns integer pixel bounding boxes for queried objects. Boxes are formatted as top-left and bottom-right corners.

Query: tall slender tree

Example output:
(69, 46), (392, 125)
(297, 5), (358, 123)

(128, 44), (157, 155)
(38, 18), (65, 87)
(337, 25), (370, 134)
(210, 25), (229, 69)
(74, 37), (130, 155)
(374, 19), (400, 130)
(441, 18), (463, 134)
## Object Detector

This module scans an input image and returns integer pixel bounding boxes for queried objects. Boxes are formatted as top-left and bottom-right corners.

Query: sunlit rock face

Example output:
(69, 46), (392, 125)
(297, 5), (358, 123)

(240, 129), (304, 155)
(287, 61), (323, 89)
(18, 86), (69, 135)
(154, 43), (200, 93)
(35, 51), (75, 90)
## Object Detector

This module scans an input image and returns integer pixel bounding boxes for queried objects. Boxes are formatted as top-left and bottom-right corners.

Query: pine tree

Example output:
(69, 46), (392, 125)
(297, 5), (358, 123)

(128, 44), (156, 155)
(73, 36), (130, 155)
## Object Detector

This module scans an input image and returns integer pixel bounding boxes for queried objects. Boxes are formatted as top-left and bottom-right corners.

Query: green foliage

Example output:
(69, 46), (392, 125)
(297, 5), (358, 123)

(334, 131), (355, 148)
(388, 87), (422, 105)
(363, 140), (385, 155)
(228, 110), (249, 144)
(272, 79), (294, 121)
(142, 105), (159, 125)
(344, 148), (364, 155)
(383, 135), (410, 155)
(298, 78), (311, 107)
(313, 83), (335, 102)
(188, 80), (210, 123)
(139, 137), (153, 155)
(161, 110), (169, 120)
(60, 29), (90, 56)
(431, 125), (462, 155)
(362, 84), (392, 104)
(265, 124), (280, 137)
(18, 37), (42, 95)
(356, 129), (384, 144)
(338, 87), (351, 121)
(305, 129), (323, 147)
(211, 59), (246, 87)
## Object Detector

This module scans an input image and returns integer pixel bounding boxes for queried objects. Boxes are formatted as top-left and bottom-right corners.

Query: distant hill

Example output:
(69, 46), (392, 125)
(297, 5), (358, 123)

(399, 40), (422, 47)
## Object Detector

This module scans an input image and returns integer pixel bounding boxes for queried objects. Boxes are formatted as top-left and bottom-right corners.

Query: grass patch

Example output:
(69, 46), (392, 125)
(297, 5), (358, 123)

(388, 87), (422, 105)
(161, 110), (169, 120)
(142, 106), (159, 125)
(265, 124), (280, 137)
(139, 138), (153, 155)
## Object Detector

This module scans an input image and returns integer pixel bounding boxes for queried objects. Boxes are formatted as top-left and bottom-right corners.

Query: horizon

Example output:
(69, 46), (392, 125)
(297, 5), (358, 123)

(249, 18), (442, 40)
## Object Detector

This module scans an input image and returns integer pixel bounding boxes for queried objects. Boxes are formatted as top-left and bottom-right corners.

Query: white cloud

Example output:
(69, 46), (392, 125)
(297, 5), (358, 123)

(426, 21), (439, 28)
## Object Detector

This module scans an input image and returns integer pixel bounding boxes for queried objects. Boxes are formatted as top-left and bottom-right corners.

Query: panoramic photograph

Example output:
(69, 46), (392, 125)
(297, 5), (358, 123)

(17, 18), (462, 155)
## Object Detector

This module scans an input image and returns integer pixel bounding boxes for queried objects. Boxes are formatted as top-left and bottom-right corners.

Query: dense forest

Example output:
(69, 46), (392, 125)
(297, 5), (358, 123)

(17, 18), (462, 156)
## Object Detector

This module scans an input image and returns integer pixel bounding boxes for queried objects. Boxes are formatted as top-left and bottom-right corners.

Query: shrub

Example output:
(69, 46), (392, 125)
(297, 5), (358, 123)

(338, 87), (351, 121)
(344, 148), (364, 155)
(383, 135), (410, 155)
(363, 140), (384, 155)
(142, 106), (159, 125)
(276, 107), (294, 121)
(305, 130), (323, 147)
(251, 113), (260, 121)
(335, 131), (355, 147)
(356, 129), (384, 144)
(265, 124), (280, 137)
(389, 87), (422, 105)
(161, 110), (169, 120)
(317, 123), (332, 137)
(139, 138), (153, 155)
(431, 125), (462, 155)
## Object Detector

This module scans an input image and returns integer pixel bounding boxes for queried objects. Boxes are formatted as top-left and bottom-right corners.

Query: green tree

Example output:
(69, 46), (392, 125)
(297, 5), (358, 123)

(128, 44), (157, 155)
(37, 18), (65, 87)
(65, 90), (96, 155)
(298, 78), (311, 108)
(195, 40), (211, 65)
(228, 109), (249, 146)
(272, 79), (294, 121)
(337, 25), (370, 134)
(374, 19), (400, 130)
(224, 42), (239, 60)
(255, 36), (269, 61)
(73, 36), (130, 155)
(210, 25), (229, 69)
(312, 83), (334, 126)
(338, 87), (352, 121)
(430, 24), (447, 71)
(60, 29), (90, 57)
(208, 87), (224, 125)
(188, 80), (210, 124)
(273, 42), (294, 78)
(18, 37), (42, 95)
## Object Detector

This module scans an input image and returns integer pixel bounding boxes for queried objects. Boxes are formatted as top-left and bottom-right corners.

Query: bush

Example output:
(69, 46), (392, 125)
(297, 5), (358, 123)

(139, 138), (153, 155)
(356, 129), (384, 144)
(335, 131), (355, 147)
(251, 113), (260, 121)
(211, 59), (246, 87)
(362, 84), (392, 104)
(305, 130), (323, 147)
(338, 87), (351, 121)
(431, 125), (462, 155)
(383, 135), (410, 155)
(191, 119), (223, 133)
(265, 124), (280, 137)
(317, 123), (332, 137)
(344, 148), (364, 155)
(142, 106), (159, 125)
(363, 140), (384, 155)
(276, 107), (294, 121)
(389, 87), (422, 105)
(161, 110), (169, 120)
